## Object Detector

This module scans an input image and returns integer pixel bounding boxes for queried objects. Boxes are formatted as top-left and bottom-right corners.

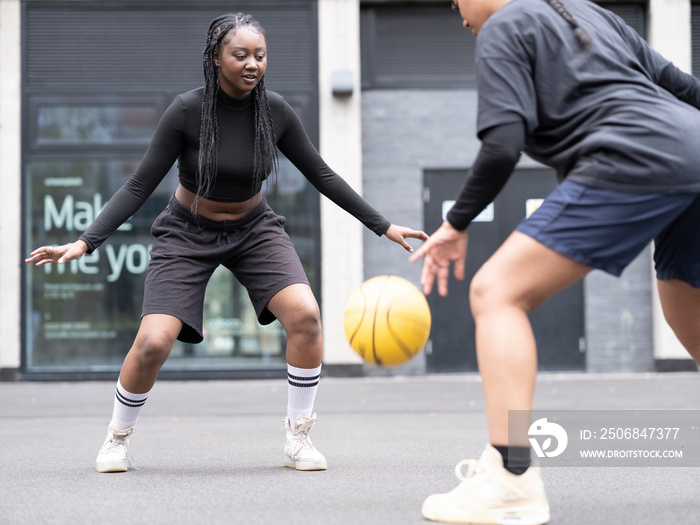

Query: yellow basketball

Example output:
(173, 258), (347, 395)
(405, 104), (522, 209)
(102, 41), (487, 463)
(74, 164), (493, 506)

(343, 275), (431, 367)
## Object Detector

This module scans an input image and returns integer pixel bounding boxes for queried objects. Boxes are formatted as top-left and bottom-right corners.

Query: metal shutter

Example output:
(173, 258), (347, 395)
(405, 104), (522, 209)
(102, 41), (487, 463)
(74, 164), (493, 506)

(360, 4), (477, 89)
(24, 2), (317, 93)
(359, 2), (646, 91)
(693, 5), (700, 78)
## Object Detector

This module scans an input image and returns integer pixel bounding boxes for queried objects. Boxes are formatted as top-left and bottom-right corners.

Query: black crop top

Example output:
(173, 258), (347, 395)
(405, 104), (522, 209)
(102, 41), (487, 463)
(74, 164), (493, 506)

(78, 87), (391, 253)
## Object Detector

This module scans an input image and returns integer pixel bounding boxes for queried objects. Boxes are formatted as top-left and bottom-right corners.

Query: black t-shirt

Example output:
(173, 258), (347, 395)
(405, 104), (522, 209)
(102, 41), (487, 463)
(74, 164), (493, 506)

(447, 0), (700, 230)
(478, 0), (700, 191)
(79, 87), (390, 253)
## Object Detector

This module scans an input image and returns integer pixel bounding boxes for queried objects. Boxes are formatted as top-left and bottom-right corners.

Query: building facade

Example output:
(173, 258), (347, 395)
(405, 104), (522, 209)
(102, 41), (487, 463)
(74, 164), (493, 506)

(1, 0), (697, 381)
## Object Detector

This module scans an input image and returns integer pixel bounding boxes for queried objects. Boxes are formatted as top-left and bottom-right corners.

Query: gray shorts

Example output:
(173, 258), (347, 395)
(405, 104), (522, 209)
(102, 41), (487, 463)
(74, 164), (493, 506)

(142, 194), (309, 343)
(517, 180), (700, 287)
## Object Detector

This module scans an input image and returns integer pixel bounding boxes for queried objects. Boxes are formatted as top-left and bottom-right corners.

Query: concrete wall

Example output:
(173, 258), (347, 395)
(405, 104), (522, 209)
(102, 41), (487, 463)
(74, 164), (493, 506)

(317, 0), (365, 369)
(648, 0), (694, 363)
(0, 0), (22, 379)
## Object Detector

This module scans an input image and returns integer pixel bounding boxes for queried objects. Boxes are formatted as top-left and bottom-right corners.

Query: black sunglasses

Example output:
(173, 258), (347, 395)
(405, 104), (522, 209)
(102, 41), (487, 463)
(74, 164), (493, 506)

(451, 1), (459, 11)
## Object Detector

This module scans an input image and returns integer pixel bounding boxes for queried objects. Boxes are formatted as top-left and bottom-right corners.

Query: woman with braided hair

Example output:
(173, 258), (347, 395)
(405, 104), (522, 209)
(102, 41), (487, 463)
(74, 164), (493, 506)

(412, 0), (700, 523)
(26, 13), (427, 474)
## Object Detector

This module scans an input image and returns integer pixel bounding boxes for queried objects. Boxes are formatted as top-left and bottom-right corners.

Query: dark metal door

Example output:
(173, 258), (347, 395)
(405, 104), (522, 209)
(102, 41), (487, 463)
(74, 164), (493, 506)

(423, 168), (585, 373)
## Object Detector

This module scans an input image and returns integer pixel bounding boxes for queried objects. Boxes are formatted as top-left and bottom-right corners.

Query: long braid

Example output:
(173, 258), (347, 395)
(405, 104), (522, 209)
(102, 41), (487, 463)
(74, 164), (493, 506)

(252, 76), (279, 195)
(199, 14), (231, 201)
(543, 0), (593, 50)
(198, 13), (278, 204)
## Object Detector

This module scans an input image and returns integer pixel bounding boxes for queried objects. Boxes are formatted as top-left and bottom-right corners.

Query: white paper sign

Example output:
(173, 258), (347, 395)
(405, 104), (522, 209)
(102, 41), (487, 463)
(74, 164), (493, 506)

(442, 200), (495, 223)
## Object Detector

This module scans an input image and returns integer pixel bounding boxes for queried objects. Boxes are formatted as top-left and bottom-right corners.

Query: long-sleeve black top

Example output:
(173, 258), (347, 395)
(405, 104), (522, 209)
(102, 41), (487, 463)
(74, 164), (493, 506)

(79, 87), (391, 253)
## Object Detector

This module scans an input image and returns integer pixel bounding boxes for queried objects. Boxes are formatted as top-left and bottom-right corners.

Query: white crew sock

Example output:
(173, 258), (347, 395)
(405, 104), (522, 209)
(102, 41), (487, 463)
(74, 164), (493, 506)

(109, 379), (150, 431)
(287, 364), (321, 428)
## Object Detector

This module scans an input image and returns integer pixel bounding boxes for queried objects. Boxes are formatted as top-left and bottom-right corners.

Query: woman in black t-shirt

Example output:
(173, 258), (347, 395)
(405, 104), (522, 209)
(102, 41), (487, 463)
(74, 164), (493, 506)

(413, 1), (700, 523)
(26, 13), (427, 475)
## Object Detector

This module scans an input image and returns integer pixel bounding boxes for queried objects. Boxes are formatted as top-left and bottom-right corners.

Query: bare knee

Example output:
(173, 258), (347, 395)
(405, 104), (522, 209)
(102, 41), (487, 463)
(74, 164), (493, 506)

(285, 304), (322, 344)
(131, 330), (175, 370)
(469, 264), (506, 319)
(469, 264), (536, 319)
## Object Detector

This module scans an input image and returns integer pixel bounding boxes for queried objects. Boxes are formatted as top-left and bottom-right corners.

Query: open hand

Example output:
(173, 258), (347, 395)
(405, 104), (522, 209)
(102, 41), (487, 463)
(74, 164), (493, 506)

(25, 241), (88, 267)
(408, 221), (468, 296)
(384, 224), (429, 253)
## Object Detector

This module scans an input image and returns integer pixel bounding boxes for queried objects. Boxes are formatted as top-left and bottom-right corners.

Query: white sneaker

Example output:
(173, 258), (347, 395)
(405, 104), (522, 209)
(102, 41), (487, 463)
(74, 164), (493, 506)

(283, 413), (327, 471)
(422, 445), (550, 524)
(95, 425), (133, 473)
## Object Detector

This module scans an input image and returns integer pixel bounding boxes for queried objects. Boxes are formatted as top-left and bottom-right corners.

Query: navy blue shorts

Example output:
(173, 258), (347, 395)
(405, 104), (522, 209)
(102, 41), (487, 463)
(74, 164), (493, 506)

(516, 180), (700, 287)
(142, 194), (309, 343)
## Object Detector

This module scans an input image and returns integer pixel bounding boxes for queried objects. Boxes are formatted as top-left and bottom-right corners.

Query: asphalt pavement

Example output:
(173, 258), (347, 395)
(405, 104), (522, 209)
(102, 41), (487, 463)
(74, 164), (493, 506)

(1, 372), (699, 524)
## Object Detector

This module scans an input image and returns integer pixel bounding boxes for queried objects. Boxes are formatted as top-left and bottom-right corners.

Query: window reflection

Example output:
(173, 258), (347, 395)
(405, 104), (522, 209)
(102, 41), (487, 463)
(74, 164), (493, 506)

(24, 158), (176, 370)
(37, 105), (159, 145)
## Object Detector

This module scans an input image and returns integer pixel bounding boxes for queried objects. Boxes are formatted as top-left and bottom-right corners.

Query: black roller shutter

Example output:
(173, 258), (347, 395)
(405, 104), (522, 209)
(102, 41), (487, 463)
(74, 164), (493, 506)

(360, 2), (646, 90)
(24, 2), (317, 95)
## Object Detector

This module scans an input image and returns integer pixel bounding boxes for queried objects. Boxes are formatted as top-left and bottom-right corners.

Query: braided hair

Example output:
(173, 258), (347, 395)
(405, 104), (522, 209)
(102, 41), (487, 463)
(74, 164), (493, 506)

(198, 13), (278, 201)
(543, 0), (593, 50)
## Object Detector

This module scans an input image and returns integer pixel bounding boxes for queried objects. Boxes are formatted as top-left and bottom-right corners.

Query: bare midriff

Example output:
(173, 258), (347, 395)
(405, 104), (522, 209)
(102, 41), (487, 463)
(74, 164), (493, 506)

(175, 184), (262, 221)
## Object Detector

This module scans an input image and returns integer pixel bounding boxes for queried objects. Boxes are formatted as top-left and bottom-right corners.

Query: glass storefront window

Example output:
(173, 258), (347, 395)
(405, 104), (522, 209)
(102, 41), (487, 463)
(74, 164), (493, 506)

(36, 105), (160, 145)
(24, 153), (317, 375)
(24, 158), (175, 371)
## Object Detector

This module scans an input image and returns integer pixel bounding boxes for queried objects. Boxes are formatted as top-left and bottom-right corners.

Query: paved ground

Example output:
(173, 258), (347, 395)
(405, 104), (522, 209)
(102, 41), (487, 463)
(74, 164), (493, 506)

(1, 372), (699, 524)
